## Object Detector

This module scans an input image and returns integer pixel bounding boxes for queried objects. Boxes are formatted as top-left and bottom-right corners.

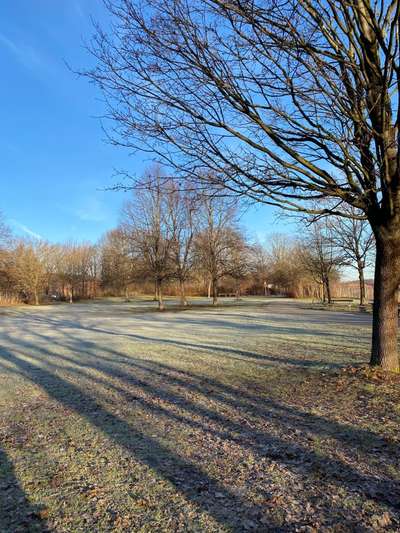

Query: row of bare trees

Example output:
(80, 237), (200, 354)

(100, 171), (374, 307)
(0, 192), (374, 308)
(101, 177), (249, 310)
(0, 221), (98, 305)
(82, 0), (400, 370)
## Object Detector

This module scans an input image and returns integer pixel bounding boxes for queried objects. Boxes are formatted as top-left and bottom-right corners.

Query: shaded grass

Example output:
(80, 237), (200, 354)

(0, 300), (399, 531)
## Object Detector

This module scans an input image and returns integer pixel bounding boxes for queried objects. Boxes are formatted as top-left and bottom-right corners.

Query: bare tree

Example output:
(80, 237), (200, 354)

(9, 241), (47, 305)
(84, 0), (400, 370)
(227, 234), (251, 299)
(0, 213), (13, 298)
(266, 235), (300, 295)
(249, 243), (271, 296)
(195, 196), (241, 305)
(0, 212), (11, 249)
(167, 185), (196, 306)
(299, 223), (343, 304)
(122, 173), (174, 310)
(327, 208), (375, 306)
(100, 228), (136, 298)
(56, 243), (98, 303)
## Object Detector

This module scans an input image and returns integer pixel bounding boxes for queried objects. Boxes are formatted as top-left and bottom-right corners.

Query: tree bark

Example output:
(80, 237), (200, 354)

(154, 279), (159, 301)
(325, 277), (332, 304)
(34, 289), (39, 306)
(207, 279), (211, 299)
(179, 279), (188, 306)
(357, 262), (366, 306)
(235, 282), (241, 300)
(157, 279), (165, 311)
(212, 278), (218, 305)
(370, 229), (400, 372)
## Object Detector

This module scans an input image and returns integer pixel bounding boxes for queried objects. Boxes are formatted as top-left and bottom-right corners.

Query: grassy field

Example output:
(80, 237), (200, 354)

(0, 297), (399, 532)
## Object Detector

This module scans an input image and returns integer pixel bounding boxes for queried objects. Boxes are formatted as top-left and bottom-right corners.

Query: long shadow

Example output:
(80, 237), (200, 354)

(17, 314), (351, 368)
(3, 329), (384, 456)
(0, 447), (48, 532)
(2, 312), (399, 528)
(0, 347), (282, 531)
(24, 317), (368, 362)
(3, 333), (400, 517)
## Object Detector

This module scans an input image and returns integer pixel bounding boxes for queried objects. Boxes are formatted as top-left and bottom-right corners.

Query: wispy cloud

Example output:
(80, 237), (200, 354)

(9, 219), (43, 240)
(0, 32), (46, 71)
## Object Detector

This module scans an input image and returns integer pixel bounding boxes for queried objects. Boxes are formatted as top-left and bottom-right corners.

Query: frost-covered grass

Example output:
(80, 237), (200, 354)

(0, 298), (399, 531)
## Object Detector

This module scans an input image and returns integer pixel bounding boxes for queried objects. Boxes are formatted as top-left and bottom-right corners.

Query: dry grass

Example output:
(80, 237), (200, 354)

(0, 298), (399, 531)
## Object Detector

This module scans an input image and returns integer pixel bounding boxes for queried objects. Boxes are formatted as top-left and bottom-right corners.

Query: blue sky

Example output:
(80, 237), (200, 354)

(0, 0), (290, 244)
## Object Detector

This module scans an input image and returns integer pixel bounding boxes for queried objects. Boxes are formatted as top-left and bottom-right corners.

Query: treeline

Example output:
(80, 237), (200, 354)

(0, 177), (374, 307)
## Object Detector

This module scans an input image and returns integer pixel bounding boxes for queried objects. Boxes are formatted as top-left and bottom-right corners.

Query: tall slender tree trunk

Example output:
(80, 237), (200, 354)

(321, 279), (328, 303)
(157, 279), (165, 311)
(34, 289), (39, 306)
(325, 276), (332, 304)
(207, 279), (212, 299)
(179, 279), (188, 306)
(154, 279), (159, 301)
(212, 278), (218, 305)
(235, 282), (241, 300)
(357, 262), (366, 306)
(370, 229), (400, 372)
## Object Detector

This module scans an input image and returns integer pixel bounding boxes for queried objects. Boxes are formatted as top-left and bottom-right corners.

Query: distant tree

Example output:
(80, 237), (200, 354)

(249, 243), (271, 296)
(327, 208), (375, 306)
(9, 241), (47, 305)
(100, 228), (135, 298)
(0, 213), (12, 295)
(0, 212), (11, 248)
(56, 243), (98, 303)
(227, 233), (251, 299)
(195, 196), (241, 305)
(122, 173), (174, 310)
(266, 235), (299, 295)
(167, 185), (196, 306)
(299, 223), (343, 304)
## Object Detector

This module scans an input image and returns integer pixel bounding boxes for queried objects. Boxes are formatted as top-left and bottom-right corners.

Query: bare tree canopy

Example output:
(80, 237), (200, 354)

(326, 207), (375, 305)
(85, 0), (398, 217)
(121, 172), (175, 310)
(84, 0), (400, 371)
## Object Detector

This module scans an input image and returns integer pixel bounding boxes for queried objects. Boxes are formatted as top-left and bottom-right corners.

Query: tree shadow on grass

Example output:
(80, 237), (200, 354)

(0, 447), (48, 532)
(1, 306), (400, 530)
(1, 328), (400, 531)
(1, 347), (283, 532)
(22, 314), (350, 369)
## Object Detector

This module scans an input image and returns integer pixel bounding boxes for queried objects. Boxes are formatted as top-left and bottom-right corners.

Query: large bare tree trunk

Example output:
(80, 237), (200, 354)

(370, 230), (400, 372)
(207, 279), (211, 299)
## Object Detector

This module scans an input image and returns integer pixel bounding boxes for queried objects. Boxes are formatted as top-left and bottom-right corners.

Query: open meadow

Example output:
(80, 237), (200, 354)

(1, 298), (399, 532)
